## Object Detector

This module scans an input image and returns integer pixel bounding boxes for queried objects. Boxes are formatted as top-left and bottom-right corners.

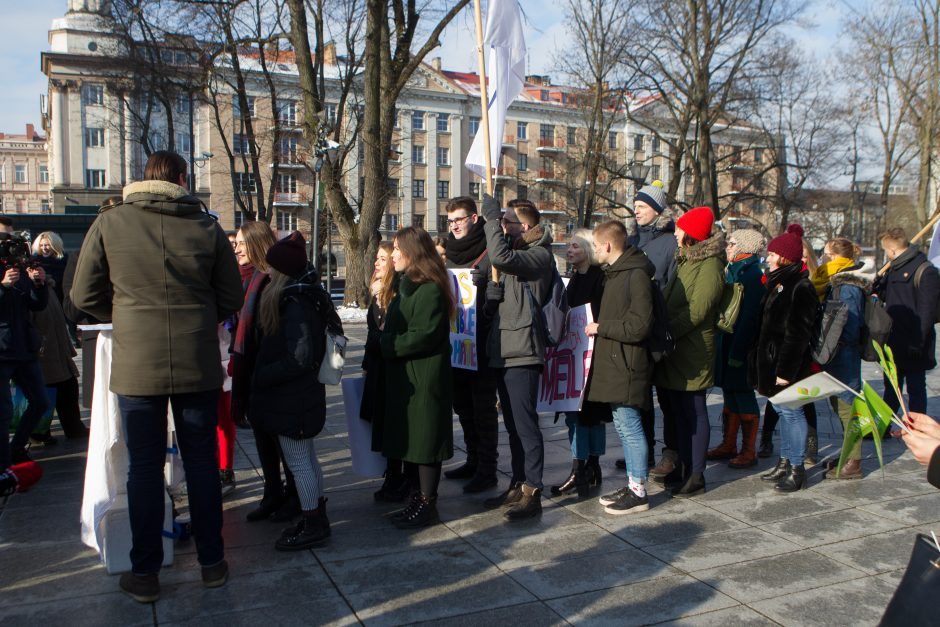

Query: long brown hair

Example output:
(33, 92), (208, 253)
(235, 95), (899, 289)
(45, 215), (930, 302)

(394, 227), (455, 319)
(370, 242), (396, 310)
(239, 221), (277, 271)
(258, 268), (291, 335)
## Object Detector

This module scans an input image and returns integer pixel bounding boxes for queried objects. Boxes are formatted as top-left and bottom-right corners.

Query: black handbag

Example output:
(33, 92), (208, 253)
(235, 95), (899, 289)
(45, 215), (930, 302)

(879, 533), (940, 626)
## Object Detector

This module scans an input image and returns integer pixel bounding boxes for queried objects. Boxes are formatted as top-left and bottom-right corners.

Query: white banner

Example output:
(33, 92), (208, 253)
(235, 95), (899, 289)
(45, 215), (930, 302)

(537, 305), (594, 413)
(449, 268), (479, 371)
(767, 371), (857, 409)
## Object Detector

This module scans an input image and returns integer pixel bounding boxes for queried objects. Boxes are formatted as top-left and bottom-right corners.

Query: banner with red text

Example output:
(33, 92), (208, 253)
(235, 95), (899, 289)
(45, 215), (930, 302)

(449, 268), (479, 371)
(537, 305), (594, 413)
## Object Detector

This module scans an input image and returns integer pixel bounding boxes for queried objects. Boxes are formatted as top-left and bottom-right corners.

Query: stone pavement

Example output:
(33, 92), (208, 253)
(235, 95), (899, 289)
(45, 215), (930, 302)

(2, 322), (939, 626)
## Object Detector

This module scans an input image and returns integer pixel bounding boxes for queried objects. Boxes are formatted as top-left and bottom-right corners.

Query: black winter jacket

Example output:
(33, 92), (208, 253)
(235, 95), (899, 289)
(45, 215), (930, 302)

(0, 272), (47, 361)
(250, 272), (327, 439)
(630, 216), (678, 291)
(748, 263), (817, 397)
(875, 246), (939, 372)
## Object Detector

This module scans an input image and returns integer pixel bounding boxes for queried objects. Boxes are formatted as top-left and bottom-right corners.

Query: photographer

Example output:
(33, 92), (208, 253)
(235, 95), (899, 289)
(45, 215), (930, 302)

(0, 216), (49, 469)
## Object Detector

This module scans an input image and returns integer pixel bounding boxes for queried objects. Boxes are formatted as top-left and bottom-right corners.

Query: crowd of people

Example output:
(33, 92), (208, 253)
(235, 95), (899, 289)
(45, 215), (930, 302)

(3, 151), (940, 605)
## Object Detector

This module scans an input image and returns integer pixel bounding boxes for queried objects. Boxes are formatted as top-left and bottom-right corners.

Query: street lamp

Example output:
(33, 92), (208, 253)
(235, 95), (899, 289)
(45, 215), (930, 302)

(629, 162), (650, 188)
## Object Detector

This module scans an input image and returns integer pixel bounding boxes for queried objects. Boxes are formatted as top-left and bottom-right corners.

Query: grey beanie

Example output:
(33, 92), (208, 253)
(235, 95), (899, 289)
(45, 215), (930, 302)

(635, 181), (667, 214)
(730, 229), (765, 255)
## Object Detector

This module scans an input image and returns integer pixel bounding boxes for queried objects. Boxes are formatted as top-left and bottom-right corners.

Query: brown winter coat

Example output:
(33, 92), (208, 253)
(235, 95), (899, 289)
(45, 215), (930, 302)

(30, 280), (79, 385)
(71, 180), (244, 396)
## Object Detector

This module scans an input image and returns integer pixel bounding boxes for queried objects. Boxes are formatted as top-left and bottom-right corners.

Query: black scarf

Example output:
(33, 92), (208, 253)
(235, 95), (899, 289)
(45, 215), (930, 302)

(445, 217), (488, 266)
(766, 262), (804, 291)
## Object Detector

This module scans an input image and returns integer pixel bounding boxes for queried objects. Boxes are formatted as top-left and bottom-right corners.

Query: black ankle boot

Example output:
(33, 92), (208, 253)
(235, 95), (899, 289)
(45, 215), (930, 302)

(662, 465), (686, 489)
(374, 475), (409, 502)
(761, 458), (790, 482)
(393, 493), (439, 528)
(671, 472), (705, 498)
(550, 460), (586, 496)
(774, 463), (806, 492)
(444, 461), (477, 480)
(586, 456), (602, 488)
(275, 502), (331, 550)
(757, 432), (774, 458)
(246, 495), (284, 522)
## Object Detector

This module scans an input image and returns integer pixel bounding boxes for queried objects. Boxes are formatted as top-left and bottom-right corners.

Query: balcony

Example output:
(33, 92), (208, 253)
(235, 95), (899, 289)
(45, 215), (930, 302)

(273, 192), (309, 206)
(270, 155), (306, 169)
(536, 138), (566, 153)
(535, 169), (562, 184)
(494, 167), (515, 181)
(502, 135), (516, 149)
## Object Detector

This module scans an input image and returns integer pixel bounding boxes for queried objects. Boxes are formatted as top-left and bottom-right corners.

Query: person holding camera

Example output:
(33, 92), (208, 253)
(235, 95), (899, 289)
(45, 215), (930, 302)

(0, 216), (50, 469)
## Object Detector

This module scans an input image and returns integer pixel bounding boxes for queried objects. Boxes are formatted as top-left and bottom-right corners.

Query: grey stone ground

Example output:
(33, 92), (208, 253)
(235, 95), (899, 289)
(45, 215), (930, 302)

(2, 322), (939, 626)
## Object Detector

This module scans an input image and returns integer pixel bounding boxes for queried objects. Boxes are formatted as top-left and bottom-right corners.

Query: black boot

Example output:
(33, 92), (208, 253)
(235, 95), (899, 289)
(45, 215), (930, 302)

(393, 493), (439, 529)
(374, 474), (410, 502)
(671, 472), (705, 498)
(505, 484), (542, 520)
(444, 461), (477, 480)
(483, 481), (524, 509)
(271, 494), (301, 522)
(774, 464), (806, 492)
(662, 463), (686, 490)
(586, 456), (602, 488)
(757, 431), (774, 458)
(275, 502), (331, 550)
(761, 458), (790, 482)
(550, 460), (584, 496)
(246, 495), (284, 522)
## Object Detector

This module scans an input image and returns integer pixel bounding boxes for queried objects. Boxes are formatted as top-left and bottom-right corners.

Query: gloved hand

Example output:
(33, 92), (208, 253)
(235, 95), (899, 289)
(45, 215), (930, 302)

(482, 193), (502, 222)
(470, 265), (488, 287)
(485, 281), (504, 303)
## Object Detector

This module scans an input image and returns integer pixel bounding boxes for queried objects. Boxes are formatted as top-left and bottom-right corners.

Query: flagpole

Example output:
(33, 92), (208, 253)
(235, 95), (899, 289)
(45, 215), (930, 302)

(878, 208), (940, 275)
(472, 0), (500, 282)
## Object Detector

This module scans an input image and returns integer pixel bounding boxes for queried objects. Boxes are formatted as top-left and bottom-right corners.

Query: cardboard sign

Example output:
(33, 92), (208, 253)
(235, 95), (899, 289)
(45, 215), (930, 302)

(448, 268), (478, 371)
(537, 304), (594, 413)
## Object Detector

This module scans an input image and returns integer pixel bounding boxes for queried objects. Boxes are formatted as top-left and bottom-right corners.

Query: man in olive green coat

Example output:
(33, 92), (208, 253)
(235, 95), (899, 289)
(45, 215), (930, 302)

(71, 151), (243, 603)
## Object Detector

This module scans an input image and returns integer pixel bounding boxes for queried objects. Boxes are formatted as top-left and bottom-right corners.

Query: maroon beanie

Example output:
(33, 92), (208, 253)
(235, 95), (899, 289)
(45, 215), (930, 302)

(767, 224), (804, 263)
(675, 206), (715, 242)
(266, 231), (308, 277)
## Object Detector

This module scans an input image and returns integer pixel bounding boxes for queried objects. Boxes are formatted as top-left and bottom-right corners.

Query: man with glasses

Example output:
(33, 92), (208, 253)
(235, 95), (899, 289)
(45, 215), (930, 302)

(479, 196), (555, 520)
(442, 196), (499, 494)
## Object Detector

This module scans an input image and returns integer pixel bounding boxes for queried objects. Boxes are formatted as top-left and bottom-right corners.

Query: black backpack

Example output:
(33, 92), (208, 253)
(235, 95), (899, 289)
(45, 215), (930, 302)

(913, 261), (940, 324)
(647, 278), (674, 363)
(860, 292), (892, 362)
(524, 267), (570, 347)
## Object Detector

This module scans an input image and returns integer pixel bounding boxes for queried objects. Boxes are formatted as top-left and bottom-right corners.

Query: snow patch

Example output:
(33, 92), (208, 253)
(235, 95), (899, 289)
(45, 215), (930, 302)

(337, 306), (369, 324)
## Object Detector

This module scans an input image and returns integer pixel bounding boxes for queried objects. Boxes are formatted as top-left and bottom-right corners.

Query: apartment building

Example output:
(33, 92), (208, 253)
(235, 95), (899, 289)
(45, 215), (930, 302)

(0, 124), (50, 215)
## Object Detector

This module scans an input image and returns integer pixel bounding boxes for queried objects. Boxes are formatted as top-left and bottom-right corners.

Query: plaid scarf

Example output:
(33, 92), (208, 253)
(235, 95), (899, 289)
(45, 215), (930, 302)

(233, 268), (269, 356)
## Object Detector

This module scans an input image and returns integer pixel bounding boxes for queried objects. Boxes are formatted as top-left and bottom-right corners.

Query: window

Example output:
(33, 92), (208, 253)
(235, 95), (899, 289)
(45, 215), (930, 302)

(469, 116), (480, 136)
(85, 169), (106, 188)
(85, 127), (105, 148)
(494, 185), (504, 204)
(234, 172), (257, 193)
(517, 154), (528, 171)
(651, 165), (661, 180)
(652, 136), (661, 154)
(469, 181), (481, 199)
(539, 124), (554, 142)
(754, 148), (764, 163)
(175, 94), (191, 115)
(412, 179), (425, 198)
(234, 95), (256, 119)
(633, 134), (644, 151)
(233, 134), (255, 155)
(540, 157), (553, 174)
(277, 174), (297, 193)
(437, 147), (450, 166)
(388, 178), (400, 197)
(14, 165), (27, 183)
(438, 215), (449, 232)
(175, 132), (191, 155)
(609, 131), (617, 150)
(276, 210), (297, 231)
(82, 84), (104, 106)
(324, 103), (337, 126)
(412, 145), (425, 164)
(40, 199), (50, 214)
(413, 214), (425, 229)
(390, 143), (401, 162)
(539, 188), (552, 202)
(567, 126), (576, 146)
(386, 213), (399, 231)
(148, 131), (164, 151)
(234, 210), (247, 228)
(540, 89), (549, 101)
(437, 180), (450, 199)
(278, 101), (297, 125)
(517, 122), (527, 140)
(412, 110), (425, 130)
(39, 165), (49, 184)
(517, 184), (528, 201)
(437, 115), (449, 132)
(279, 137), (298, 163)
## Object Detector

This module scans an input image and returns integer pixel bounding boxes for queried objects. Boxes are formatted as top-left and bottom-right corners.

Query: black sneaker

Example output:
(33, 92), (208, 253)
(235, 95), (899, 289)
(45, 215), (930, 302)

(603, 488), (650, 515)
(201, 559), (229, 588)
(598, 487), (628, 506)
(119, 572), (160, 603)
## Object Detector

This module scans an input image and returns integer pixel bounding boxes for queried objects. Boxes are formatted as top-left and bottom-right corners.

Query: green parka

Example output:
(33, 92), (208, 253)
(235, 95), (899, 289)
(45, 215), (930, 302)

(653, 231), (726, 391)
(586, 246), (655, 409)
(380, 274), (454, 464)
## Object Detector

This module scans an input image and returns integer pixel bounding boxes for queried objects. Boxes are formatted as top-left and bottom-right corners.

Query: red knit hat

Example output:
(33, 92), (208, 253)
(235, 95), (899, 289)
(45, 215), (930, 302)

(266, 231), (309, 277)
(767, 224), (804, 263)
(675, 206), (715, 242)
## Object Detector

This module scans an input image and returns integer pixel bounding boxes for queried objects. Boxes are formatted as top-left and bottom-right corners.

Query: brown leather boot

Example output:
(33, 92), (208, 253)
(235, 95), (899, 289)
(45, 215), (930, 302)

(707, 410), (739, 460)
(825, 458), (862, 480)
(728, 413), (759, 468)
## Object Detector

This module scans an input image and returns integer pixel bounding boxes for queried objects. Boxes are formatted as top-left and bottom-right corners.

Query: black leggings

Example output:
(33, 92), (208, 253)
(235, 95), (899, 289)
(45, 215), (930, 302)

(762, 402), (817, 436)
(404, 461), (442, 497)
(252, 422), (297, 502)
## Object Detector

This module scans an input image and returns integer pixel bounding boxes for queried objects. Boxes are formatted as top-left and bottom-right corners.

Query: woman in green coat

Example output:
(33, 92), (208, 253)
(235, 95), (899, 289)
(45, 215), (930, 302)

(653, 207), (725, 497)
(380, 226), (455, 528)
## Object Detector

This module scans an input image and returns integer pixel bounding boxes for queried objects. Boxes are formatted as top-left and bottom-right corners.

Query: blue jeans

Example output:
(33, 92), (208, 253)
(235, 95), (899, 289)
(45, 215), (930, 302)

(118, 389), (223, 574)
(564, 412), (606, 460)
(773, 402), (807, 466)
(610, 404), (647, 482)
(0, 359), (49, 469)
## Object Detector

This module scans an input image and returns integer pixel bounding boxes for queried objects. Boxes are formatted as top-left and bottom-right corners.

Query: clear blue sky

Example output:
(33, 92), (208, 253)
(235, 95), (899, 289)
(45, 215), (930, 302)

(1, 0), (849, 136)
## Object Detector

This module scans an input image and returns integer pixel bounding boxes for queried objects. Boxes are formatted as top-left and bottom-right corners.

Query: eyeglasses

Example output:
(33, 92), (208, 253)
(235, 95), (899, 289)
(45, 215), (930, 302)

(500, 217), (522, 225)
(446, 215), (471, 226)
(726, 241), (738, 247)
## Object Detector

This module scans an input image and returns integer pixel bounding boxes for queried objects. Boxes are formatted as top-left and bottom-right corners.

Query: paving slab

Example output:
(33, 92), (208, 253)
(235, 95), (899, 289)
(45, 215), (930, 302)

(410, 601), (565, 626)
(160, 595), (357, 627)
(606, 507), (750, 549)
(0, 591), (155, 627)
(759, 507), (906, 549)
(707, 493), (850, 526)
(642, 528), (802, 572)
(813, 526), (928, 575)
(655, 606), (781, 626)
(858, 491), (940, 525)
(749, 574), (898, 626)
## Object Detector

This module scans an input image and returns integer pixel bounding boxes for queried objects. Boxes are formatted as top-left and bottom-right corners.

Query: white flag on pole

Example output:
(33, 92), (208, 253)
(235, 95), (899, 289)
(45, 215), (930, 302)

(465, 0), (527, 178)
(767, 371), (858, 409)
(928, 216), (940, 267)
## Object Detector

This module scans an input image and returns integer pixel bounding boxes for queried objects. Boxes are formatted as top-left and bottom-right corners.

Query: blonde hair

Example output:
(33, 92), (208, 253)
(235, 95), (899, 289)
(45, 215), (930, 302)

(371, 242), (397, 310)
(32, 231), (65, 259)
(258, 269), (290, 335)
(801, 240), (819, 274)
(826, 238), (861, 261)
(567, 229), (596, 265)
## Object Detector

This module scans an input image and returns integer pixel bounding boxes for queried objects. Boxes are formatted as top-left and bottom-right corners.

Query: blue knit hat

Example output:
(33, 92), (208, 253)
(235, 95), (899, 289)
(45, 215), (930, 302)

(635, 180), (667, 214)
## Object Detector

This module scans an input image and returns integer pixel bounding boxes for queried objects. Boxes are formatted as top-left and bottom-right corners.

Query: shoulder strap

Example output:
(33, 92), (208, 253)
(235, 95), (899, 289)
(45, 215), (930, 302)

(914, 261), (931, 290)
(470, 250), (487, 269)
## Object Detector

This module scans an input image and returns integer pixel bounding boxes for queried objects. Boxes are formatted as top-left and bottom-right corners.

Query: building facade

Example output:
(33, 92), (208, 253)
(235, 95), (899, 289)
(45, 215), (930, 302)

(0, 125), (50, 215)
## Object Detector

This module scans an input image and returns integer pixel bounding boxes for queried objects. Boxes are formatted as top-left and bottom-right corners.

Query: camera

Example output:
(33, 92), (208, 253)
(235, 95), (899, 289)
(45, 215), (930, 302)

(0, 231), (35, 273)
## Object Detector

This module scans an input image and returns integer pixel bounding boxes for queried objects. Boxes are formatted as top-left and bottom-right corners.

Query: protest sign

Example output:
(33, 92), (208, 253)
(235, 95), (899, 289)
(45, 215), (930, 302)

(449, 268), (478, 371)
(537, 304), (594, 413)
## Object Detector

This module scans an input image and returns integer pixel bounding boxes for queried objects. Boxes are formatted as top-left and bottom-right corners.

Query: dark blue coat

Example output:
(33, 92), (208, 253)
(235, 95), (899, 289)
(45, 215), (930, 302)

(716, 254), (765, 391)
(631, 217), (677, 291)
(0, 272), (47, 361)
(876, 246), (940, 372)
(823, 268), (869, 390)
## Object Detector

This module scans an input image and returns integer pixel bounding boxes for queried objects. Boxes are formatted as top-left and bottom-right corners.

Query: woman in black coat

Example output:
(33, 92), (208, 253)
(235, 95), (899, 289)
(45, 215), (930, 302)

(550, 229), (609, 497)
(748, 225), (817, 492)
(250, 232), (329, 551)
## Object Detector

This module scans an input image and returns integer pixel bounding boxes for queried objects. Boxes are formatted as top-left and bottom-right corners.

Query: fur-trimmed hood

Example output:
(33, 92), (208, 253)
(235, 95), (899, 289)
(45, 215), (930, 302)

(829, 264), (872, 292)
(677, 230), (726, 264)
(122, 180), (203, 216)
